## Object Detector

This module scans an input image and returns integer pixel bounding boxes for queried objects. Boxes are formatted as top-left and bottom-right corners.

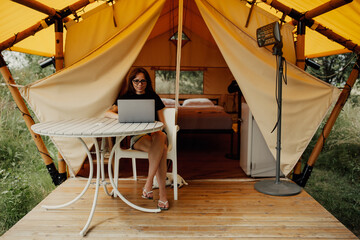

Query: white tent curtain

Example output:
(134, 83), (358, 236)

(21, 0), (165, 175)
(195, 0), (340, 175)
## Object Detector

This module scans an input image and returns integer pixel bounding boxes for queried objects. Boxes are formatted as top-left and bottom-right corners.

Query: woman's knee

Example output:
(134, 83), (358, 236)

(152, 131), (167, 144)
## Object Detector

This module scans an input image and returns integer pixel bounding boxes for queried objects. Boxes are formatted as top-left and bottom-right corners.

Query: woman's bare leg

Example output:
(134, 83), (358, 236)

(133, 131), (168, 202)
(156, 144), (168, 202)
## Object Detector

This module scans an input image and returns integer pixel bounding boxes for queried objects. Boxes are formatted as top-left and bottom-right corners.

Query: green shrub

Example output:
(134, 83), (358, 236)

(302, 94), (360, 237)
(0, 51), (56, 236)
(0, 102), (56, 235)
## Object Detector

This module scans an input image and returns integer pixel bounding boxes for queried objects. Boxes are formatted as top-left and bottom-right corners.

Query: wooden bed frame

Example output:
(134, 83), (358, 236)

(159, 95), (235, 156)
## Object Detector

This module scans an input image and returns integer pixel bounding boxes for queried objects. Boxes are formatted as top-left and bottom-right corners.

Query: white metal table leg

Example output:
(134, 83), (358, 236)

(108, 138), (161, 213)
(100, 137), (111, 196)
(79, 137), (101, 236)
(112, 136), (124, 198)
(42, 137), (94, 210)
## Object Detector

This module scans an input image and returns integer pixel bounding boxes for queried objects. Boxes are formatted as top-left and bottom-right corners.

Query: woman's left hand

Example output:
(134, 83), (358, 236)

(105, 105), (118, 119)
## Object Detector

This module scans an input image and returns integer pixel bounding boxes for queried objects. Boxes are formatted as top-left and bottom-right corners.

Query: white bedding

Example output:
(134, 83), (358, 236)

(161, 98), (233, 130)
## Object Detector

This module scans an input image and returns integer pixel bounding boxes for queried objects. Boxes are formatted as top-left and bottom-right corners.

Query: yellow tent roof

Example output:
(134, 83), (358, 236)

(257, 0), (360, 58)
(0, 0), (103, 57)
(0, 0), (359, 58)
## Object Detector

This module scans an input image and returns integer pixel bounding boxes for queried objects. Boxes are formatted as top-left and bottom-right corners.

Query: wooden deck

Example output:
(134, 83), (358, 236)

(1, 177), (357, 239)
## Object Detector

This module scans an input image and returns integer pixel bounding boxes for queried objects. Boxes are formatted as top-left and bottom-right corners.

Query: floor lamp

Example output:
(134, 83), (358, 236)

(226, 80), (242, 160)
(254, 22), (301, 196)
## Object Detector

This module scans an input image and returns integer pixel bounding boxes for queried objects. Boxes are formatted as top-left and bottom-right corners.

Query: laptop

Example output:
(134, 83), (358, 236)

(117, 99), (155, 123)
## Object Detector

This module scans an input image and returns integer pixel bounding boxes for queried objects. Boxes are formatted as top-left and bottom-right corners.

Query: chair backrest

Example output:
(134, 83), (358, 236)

(163, 108), (177, 149)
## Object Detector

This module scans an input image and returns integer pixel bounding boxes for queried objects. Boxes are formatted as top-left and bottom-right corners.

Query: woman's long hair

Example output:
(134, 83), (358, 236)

(126, 67), (155, 95)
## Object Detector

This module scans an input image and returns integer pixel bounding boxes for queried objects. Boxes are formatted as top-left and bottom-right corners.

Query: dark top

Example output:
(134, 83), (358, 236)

(115, 91), (165, 121)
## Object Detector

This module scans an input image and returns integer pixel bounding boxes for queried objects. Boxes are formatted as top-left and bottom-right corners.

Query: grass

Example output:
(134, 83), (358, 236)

(302, 94), (360, 237)
(0, 85), (58, 235)
(305, 169), (360, 236)
(0, 51), (57, 236)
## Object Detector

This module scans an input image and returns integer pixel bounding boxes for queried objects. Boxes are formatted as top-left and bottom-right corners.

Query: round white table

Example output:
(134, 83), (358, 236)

(31, 118), (164, 236)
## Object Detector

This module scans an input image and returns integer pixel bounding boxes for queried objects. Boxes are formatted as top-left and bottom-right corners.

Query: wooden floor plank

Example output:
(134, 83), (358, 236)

(1, 178), (357, 240)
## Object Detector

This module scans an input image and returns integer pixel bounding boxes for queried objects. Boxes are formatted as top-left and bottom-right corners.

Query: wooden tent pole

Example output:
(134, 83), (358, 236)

(54, 19), (64, 72)
(0, 0), (93, 52)
(0, 21), (47, 53)
(295, 20), (306, 70)
(0, 54), (61, 185)
(311, 23), (360, 55)
(11, 0), (59, 18)
(54, 18), (67, 183)
(296, 56), (360, 187)
(292, 20), (306, 180)
(261, 0), (359, 55)
(175, 0), (184, 109)
(11, 0), (72, 23)
(304, 0), (352, 19)
(262, 0), (352, 18)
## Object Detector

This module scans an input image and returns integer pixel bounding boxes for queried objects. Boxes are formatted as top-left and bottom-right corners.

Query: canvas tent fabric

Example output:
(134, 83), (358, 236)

(20, 0), (165, 176)
(196, 0), (340, 175)
(1, 0), (360, 58)
(0, 0), (103, 57)
(19, 0), (339, 176)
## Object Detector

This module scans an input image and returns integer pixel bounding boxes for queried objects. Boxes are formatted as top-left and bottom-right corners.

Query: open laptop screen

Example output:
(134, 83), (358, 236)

(117, 99), (155, 123)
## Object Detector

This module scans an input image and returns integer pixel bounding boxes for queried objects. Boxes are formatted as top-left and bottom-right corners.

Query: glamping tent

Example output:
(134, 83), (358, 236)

(0, 0), (359, 185)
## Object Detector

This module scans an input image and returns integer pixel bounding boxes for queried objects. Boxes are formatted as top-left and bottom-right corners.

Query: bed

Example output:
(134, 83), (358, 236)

(161, 98), (234, 153)
(162, 98), (233, 132)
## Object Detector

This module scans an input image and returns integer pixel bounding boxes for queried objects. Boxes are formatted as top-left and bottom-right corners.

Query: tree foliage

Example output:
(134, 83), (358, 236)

(1, 51), (55, 86)
(306, 53), (358, 86)
(155, 70), (203, 94)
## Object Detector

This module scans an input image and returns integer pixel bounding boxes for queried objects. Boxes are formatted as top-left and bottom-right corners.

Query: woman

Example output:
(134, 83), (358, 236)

(105, 68), (169, 210)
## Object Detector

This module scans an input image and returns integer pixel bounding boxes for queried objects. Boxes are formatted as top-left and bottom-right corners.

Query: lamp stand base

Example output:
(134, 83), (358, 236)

(254, 179), (301, 196)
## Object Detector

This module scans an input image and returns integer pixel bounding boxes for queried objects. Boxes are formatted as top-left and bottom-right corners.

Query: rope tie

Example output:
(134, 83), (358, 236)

(321, 130), (327, 152)
(317, 26), (328, 33)
(351, 44), (358, 51)
(38, 150), (54, 161)
(344, 83), (352, 91)
(40, 19), (49, 29)
(310, 21), (319, 30)
(0, 83), (24, 88)
(15, 106), (34, 121)
(111, 2), (118, 27)
(11, 33), (18, 48)
(339, 39), (351, 45)
(15, 107), (54, 162)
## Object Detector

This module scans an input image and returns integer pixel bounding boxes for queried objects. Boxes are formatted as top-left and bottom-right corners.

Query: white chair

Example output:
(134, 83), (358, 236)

(114, 108), (179, 200)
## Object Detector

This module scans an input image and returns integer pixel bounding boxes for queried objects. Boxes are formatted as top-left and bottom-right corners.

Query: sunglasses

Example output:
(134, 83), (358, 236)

(132, 79), (147, 84)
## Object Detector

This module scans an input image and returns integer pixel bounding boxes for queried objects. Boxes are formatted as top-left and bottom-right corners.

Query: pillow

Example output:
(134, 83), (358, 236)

(182, 98), (214, 107)
(161, 98), (175, 107)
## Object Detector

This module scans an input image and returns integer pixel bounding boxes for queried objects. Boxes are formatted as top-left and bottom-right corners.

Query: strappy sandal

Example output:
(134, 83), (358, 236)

(158, 200), (169, 210)
(142, 188), (153, 200)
